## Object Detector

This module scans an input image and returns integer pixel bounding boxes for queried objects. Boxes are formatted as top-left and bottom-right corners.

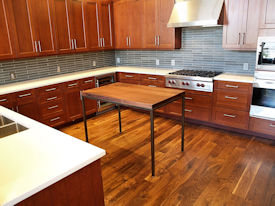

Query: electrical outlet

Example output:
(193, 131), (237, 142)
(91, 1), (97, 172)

(57, 66), (61, 73)
(116, 58), (121, 64)
(93, 61), (96, 67)
(156, 59), (160, 66)
(171, 59), (176, 66)
(243, 63), (249, 71)
(10, 72), (16, 80)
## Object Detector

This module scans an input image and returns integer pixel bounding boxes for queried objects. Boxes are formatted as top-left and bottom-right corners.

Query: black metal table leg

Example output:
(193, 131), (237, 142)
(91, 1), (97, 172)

(118, 105), (122, 133)
(150, 110), (155, 176)
(181, 94), (185, 151)
(81, 94), (89, 143)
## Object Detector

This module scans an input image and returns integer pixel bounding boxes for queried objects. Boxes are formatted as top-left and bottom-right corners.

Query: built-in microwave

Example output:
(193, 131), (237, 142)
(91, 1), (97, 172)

(256, 36), (275, 71)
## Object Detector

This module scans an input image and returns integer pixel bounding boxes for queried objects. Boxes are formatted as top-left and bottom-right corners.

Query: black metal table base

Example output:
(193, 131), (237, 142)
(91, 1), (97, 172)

(80, 93), (185, 176)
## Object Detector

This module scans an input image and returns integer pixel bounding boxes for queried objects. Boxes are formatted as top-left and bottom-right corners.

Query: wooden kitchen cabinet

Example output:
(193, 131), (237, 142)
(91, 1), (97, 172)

(0, 94), (14, 110)
(117, 72), (141, 84)
(143, 0), (181, 49)
(113, 0), (143, 49)
(258, 0), (275, 36)
(0, 0), (15, 60)
(249, 117), (275, 138)
(223, 0), (261, 50)
(80, 77), (97, 115)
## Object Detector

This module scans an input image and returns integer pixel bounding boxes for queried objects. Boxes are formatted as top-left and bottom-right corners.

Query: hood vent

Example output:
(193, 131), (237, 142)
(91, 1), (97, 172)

(167, 0), (224, 28)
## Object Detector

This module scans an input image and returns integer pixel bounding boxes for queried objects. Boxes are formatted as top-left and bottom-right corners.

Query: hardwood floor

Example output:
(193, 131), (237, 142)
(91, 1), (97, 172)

(60, 109), (275, 206)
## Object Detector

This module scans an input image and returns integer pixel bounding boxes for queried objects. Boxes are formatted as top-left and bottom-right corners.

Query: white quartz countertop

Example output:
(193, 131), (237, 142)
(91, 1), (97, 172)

(214, 73), (254, 83)
(0, 106), (106, 206)
(0, 66), (174, 95)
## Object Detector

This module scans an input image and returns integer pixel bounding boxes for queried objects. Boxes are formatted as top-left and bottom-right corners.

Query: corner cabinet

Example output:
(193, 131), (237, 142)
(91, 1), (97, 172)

(223, 0), (261, 50)
(143, 0), (181, 50)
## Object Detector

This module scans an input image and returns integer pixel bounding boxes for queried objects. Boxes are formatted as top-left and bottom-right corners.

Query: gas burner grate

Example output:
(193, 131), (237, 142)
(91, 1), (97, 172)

(169, 70), (222, 78)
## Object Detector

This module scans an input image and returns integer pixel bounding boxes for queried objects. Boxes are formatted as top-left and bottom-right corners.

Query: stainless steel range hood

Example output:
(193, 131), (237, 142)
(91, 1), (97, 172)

(167, 0), (224, 28)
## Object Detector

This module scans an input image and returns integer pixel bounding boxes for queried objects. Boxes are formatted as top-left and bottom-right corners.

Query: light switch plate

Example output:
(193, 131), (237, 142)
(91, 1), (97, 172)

(116, 58), (120, 64)
(10, 72), (16, 80)
(243, 63), (249, 70)
(156, 59), (160, 66)
(171, 59), (176, 66)
(57, 66), (61, 73)
(93, 61), (96, 67)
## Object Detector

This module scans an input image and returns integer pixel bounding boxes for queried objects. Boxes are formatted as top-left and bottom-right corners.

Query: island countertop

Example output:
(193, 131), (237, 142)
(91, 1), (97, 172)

(0, 106), (105, 206)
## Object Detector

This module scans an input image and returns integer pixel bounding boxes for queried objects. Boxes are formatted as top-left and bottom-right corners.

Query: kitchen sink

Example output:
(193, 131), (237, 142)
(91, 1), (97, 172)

(0, 115), (28, 138)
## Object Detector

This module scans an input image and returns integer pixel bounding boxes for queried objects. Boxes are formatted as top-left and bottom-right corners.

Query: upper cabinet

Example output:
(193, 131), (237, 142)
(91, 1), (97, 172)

(223, 0), (261, 50)
(259, 0), (275, 36)
(6, 0), (56, 57)
(144, 0), (181, 50)
(0, 0), (15, 60)
(113, 0), (143, 49)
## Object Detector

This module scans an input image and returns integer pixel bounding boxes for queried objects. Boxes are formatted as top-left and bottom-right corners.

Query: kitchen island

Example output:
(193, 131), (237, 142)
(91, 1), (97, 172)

(0, 106), (106, 206)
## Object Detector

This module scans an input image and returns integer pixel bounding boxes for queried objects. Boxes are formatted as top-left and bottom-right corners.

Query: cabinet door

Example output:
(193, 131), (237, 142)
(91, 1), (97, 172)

(65, 81), (82, 121)
(127, 0), (143, 49)
(223, 0), (244, 49)
(7, 0), (37, 58)
(99, 0), (113, 49)
(52, 0), (73, 54)
(113, 0), (128, 49)
(260, 0), (275, 29)
(0, 0), (15, 60)
(68, 0), (88, 52)
(80, 78), (97, 115)
(28, 0), (56, 55)
(241, 0), (261, 50)
(157, 0), (175, 49)
(143, 0), (157, 49)
(17, 101), (39, 120)
(85, 0), (100, 50)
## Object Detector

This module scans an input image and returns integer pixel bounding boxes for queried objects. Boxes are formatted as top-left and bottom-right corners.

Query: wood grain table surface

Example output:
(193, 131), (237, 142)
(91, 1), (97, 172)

(81, 82), (184, 110)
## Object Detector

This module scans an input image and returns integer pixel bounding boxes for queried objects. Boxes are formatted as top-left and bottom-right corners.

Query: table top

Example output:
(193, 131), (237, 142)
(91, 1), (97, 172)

(81, 82), (184, 110)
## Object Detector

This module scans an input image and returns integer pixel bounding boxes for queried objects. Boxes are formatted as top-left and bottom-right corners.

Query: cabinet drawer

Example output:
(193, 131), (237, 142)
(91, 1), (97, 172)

(0, 94), (13, 109)
(184, 93), (212, 108)
(215, 81), (252, 93)
(140, 74), (165, 83)
(118, 72), (140, 81)
(14, 90), (36, 104)
(40, 92), (63, 104)
(80, 77), (95, 89)
(212, 107), (249, 130)
(42, 112), (66, 127)
(249, 117), (275, 137)
(40, 100), (65, 117)
(140, 80), (165, 88)
(215, 90), (250, 111)
(65, 80), (80, 90)
(184, 106), (211, 122)
(39, 83), (63, 95)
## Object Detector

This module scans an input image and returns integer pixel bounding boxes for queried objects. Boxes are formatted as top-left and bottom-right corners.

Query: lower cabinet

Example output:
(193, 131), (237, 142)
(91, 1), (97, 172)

(80, 77), (97, 115)
(249, 117), (275, 138)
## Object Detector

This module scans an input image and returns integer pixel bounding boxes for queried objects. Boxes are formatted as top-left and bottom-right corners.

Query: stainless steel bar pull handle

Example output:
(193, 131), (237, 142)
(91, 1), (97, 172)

(0, 99), (7, 102)
(129, 36), (131, 47)
(184, 109), (192, 112)
(238, 33), (241, 45)
(155, 36), (157, 46)
(47, 96), (57, 101)
(84, 80), (93, 83)
(158, 36), (160, 46)
(48, 105), (58, 110)
(34, 41), (38, 52)
(50, 117), (60, 122)
(243, 33), (245, 45)
(19, 93), (32, 98)
(74, 39), (77, 49)
(126, 37), (128, 46)
(270, 124), (275, 128)
(38, 41), (42, 52)
(148, 85), (157, 87)
(185, 97), (193, 100)
(225, 96), (238, 100)
(45, 88), (57, 92)
(125, 75), (133, 78)
(71, 39), (75, 50)
(224, 114), (236, 118)
(68, 83), (78, 87)
(148, 77), (157, 80)
(226, 84), (239, 88)
(103, 38), (105, 47)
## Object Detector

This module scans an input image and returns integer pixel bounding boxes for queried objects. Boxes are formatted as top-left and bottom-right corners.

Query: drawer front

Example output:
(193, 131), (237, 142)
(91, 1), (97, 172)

(249, 117), (275, 137)
(140, 80), (165, 88)
(212, 107), (249, 130)
(39, 84), (63, 95)
(80, 77), (95, 89)
(14, 89), (36, 104)
(215, 81), (252, 93)
(184, 105), (211, 122)
(118, 72), (140, 81)
(215, 90), (250, 111)
(119, 78), (140, 84)
(42, 112), (66, 127)
(140, 74), (165, 83)
(65, 80), (80, 90)
(184, 93), (212, 108)
(40, 92), (63, 104)
(41, 100), (65, 117)
(0, 94), (13, 108)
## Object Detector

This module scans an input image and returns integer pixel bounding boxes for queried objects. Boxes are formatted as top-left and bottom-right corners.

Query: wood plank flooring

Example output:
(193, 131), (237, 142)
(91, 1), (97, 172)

(60, 109), (275, 206)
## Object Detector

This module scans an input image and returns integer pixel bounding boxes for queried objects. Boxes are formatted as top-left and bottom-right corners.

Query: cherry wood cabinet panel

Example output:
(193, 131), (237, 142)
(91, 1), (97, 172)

(7, 0), (36, 58)
(0, 94), (14, 109)
(98, 0), (113, 49)
(41, 111), (67, 127)
(0, 0), (15, 60)
(214, 80), (252, 93)
(118, 72), (140, 81)
(40, 99), (65, 118)
(85, 0), (100, 50)
(140, 74), (165, 83)
(80, 77), (97, 115)
(140, 80), (165, 88)
(260, 0), (275, 29)
(67, 0), (88, 52)
(64, 80), (82, 121)
(28, 0), (56, 55)
(113, 0), (128, 49)
(184, 93), (212, 108)
(249, 117), (275, 138)
(184, 105), (211, 122)
(143, 0), (158, 49)
(212, 107), (249, 130)
(52, 0), (72, 53)
(38, 83), (64, 94)
(214, 90), (251, 111)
